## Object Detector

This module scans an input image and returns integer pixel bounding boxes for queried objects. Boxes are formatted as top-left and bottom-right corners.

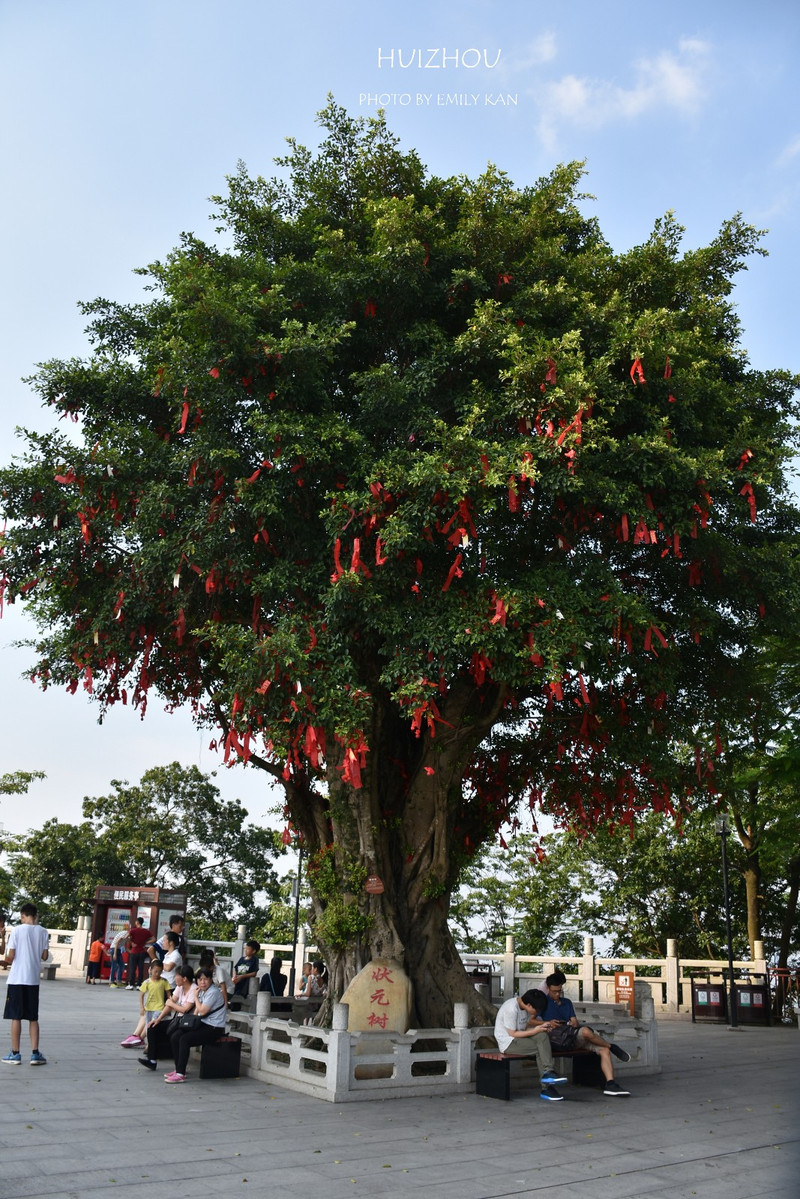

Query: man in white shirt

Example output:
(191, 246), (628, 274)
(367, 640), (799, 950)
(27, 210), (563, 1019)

(2, 903), (50, 1065)
(493, 989), (568, 1101)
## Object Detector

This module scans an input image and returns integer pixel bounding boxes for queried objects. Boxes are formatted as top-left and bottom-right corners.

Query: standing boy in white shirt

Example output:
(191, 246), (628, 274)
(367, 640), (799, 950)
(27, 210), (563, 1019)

(2, 902), (50, 1065)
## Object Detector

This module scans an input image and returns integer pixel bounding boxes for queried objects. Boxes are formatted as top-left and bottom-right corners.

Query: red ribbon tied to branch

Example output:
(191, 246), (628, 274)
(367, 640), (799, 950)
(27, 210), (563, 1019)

(739, 482), (757, 522)
(630, 358), (646, 384)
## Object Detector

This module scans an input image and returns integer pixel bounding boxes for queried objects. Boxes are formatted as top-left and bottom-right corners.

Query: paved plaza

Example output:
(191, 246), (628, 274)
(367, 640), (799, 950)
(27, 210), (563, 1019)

(0, 978), (797, 1199)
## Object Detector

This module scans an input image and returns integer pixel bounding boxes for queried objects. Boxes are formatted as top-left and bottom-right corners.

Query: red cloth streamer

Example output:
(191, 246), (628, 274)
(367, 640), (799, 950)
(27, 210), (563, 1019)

(644, 624), (669, 655)
(490, 594), (508, 626)
(578, 672), (590, 705)
(331, 539), (344, 582)
(364, 298), (377, 318)
(545, 358), (557, 385)
(178, 401), (190, 434)
(375, 537), (388, 566)
(739, 482), (757, 522)
(663, 356), (672, 379)
(441, 553), (463, 592)
(629, 359), (646, 384)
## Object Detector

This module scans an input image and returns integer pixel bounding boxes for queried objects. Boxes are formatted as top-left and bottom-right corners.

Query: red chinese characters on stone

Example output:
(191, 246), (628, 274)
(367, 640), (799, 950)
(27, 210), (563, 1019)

(371, 966), (395, 984)
(370, 988), (391, 1006)
(367, 1012), (388, 1028)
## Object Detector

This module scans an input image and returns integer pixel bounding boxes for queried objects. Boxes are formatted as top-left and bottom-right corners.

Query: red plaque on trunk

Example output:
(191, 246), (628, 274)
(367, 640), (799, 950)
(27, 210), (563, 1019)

(365, 875), (384, 894)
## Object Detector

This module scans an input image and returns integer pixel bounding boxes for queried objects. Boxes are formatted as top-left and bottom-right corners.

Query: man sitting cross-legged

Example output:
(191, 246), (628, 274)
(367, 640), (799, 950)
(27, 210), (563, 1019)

(538, 971), (631, 1097)
(493, 989), (568, 1101)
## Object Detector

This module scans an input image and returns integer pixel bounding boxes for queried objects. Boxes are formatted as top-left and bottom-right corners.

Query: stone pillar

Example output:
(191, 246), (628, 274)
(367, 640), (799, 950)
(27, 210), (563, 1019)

(502, 935), (516, 999)
(295, 927), (307, 987)
(251, 989), (271, 1069)
(581, 937), (595, 1002)
(452, 1002), (473, 1084)
(665, 939), (679, 1013)
(326, 1003), (351, 1099)
(753, 941), (766, 975)
(233, 925), (246, 966)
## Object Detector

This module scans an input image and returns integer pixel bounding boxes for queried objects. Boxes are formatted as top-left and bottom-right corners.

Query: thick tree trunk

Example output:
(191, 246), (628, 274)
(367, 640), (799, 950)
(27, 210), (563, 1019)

(286, 682), (504, 1027)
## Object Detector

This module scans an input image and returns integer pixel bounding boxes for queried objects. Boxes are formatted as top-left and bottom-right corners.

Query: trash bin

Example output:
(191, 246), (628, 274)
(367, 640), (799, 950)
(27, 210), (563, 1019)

(690, 974), (728, 1023)
(735, 975), (771, 1026)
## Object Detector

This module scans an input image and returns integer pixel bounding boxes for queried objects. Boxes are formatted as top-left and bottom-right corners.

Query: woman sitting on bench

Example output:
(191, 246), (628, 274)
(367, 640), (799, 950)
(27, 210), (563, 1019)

(164, 968), (226, 1084)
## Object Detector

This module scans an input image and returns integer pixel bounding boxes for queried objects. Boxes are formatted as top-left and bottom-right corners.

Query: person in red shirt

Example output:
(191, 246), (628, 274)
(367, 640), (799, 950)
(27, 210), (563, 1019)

(126, 918), (151, 989)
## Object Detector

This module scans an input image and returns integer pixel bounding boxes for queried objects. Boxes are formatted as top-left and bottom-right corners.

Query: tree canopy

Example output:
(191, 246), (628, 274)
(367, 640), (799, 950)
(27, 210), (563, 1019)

(1, 102), (798, 1022)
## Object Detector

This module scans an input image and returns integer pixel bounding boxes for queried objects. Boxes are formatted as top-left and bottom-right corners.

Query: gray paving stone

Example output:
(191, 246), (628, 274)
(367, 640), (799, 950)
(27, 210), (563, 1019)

(0, 979), (797, 1199)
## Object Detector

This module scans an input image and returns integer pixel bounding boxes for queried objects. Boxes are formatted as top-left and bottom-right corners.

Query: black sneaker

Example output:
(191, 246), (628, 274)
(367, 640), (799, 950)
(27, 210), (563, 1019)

(603, 1079), (630, 1096)
(539, 1084), (564, 1101)
(609, 1043), (631, 1062)
(138, 1057), (157, 1071)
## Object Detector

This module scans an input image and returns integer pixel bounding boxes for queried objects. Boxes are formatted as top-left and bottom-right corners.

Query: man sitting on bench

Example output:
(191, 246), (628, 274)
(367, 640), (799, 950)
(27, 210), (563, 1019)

(494, 989), (568, 1101)
(539, 971), (631, 1097)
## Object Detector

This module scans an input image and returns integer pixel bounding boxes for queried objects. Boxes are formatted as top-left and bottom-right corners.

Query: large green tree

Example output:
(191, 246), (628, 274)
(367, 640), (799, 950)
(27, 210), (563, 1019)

(1, 104), (798, 1023)
(3, 763), (283, 931)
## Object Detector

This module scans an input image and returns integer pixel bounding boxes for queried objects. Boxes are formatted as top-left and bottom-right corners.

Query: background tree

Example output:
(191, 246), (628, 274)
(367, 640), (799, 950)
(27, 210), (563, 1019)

(0, 770), (45, 796)
(1, 103), (798, 1024)
(3, 763), (284, 932)
(452, 811), (796, 964)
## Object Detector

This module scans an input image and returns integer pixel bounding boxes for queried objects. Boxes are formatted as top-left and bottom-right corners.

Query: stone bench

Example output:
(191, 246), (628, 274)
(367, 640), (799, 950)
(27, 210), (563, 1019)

(40, 962), (60, 981)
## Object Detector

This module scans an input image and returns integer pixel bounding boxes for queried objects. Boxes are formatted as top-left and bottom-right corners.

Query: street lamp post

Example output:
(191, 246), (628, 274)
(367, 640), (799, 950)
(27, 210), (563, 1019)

(288, 844), (304, 996)
(715, 815), (738, 1029)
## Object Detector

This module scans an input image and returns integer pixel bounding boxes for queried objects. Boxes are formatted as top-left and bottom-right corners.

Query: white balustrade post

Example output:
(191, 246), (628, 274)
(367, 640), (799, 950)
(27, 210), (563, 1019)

(665, 939), (679, 1012)
(251, 989), (271, 1069)
(453, 1002), (472, 1083)
(502, 935), (516, 999)
(295, 927), (307, 986)
(753, 941), (766, 976)
(326, 1002), (351, 1099)
(582, 936), (595, 1002)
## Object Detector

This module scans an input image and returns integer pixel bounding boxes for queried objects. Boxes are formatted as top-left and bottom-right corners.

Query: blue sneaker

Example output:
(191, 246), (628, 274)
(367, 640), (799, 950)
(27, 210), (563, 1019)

(541, 1070), (568, 1085)
(2, 1050), (21, 1064)
(30, 1050), (47, 1066)
(540, 1084), (564, 1101)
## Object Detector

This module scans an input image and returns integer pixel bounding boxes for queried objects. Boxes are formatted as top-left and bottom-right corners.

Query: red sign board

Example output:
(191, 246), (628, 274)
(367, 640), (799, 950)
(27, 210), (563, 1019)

(615, 969), (635, 1016)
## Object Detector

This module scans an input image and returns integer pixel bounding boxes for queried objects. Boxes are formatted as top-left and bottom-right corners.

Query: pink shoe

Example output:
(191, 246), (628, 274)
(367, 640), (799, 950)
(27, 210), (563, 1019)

(120, 1036), (142, 1047)
(164, 1071), (186, 1084)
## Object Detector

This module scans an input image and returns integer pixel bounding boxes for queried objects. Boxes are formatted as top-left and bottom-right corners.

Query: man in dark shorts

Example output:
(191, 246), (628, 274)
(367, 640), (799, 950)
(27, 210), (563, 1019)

(540, 971), (632, 1096)
(126, 917), (152, 989)
(2, 902), (50, 1065)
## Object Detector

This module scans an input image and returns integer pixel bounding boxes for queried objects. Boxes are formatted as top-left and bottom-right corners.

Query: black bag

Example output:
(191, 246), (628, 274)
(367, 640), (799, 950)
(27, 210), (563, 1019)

(179, 1013), (202, 1031)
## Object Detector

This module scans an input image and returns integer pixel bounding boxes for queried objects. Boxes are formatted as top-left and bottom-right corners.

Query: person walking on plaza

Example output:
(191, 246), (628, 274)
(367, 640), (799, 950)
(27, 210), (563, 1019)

(2, 902), (50, 1065)
(494, 989), (568, 1101)
(539, 971), (631, 1096)
(108, 924), (129, 987)
(125, 917), (151, 989)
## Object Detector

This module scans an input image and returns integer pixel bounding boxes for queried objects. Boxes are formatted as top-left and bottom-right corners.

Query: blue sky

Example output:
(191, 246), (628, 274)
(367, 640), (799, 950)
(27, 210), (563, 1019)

(1, 0), (798, 835)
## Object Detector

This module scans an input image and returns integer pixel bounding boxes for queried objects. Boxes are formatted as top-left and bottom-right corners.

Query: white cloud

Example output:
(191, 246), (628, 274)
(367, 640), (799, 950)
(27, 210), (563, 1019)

(776, 134), (800, 167)
(512, 32), (558, 69)
(536, 38), (710, 149)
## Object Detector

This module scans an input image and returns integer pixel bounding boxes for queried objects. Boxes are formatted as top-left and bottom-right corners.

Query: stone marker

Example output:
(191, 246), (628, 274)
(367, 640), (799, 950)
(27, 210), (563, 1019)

(340, 957), (413, 1079)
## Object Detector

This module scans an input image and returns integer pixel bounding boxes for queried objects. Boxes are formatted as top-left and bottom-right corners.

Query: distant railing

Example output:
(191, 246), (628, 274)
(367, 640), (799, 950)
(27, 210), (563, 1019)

(43, 922), (771, 1016)
(462, 936), (770, 1014)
